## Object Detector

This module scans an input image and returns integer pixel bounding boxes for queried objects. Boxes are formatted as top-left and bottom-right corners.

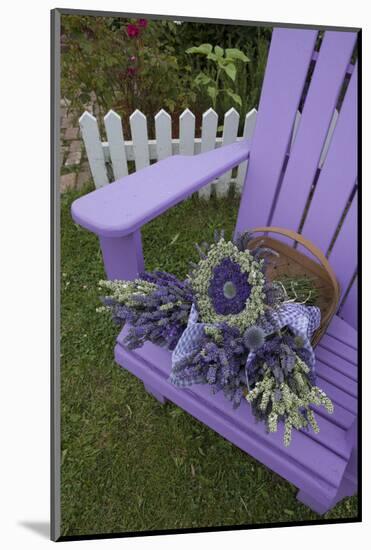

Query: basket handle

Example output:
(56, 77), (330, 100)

(250, 226), (340, 306)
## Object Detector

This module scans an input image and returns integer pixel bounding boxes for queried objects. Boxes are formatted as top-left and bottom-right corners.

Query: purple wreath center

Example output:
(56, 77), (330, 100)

(208, 258), (252, 315)
(223, 281), (237, 299)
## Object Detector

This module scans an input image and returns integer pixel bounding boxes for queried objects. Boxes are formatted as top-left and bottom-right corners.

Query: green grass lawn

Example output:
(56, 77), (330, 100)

(60, 182), (358, 537)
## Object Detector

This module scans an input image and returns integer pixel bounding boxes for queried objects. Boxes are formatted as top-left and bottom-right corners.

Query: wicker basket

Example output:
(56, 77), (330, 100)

(247, 227), (340, 347)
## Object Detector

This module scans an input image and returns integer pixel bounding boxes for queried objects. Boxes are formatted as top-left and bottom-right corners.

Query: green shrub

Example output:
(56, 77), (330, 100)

(61, 15), (197, 124)
(156, 21), (272, 121)
(61, 15), (271, 132)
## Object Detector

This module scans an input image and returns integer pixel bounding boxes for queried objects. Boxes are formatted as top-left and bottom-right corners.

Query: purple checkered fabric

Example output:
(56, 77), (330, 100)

(169, 302), (321, 387)
(245, 303), (321, 388)
(169, 305), (209, 387)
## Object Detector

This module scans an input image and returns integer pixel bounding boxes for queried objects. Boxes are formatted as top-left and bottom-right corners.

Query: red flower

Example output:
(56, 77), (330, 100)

(126, 67), (137, 77)
(138, 18), (148, 28)
(126, 24), (140, 38)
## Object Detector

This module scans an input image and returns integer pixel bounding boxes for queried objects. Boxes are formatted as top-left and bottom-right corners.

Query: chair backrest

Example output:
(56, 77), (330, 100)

(236, 27), (358, 328)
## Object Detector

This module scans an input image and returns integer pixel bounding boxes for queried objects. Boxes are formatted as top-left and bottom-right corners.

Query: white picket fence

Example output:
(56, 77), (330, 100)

(79, 106), (338, 200)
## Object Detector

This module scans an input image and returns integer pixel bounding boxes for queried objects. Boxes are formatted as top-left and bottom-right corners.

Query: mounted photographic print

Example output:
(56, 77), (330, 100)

(51, 8), (361, 541)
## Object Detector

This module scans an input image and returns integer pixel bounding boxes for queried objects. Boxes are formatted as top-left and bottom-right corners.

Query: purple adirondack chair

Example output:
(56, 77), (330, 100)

(71, 27), (358, 515)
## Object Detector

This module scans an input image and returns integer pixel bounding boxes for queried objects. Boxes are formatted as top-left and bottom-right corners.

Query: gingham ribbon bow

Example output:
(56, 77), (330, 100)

(169, 302), (320, 387)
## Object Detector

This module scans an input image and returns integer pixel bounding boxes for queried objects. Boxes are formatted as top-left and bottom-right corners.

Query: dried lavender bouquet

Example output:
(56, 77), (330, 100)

(98, 271), (193, 350)
(98, 231), (333, 446)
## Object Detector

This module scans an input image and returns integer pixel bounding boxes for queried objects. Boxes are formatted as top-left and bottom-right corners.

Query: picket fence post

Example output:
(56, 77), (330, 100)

(155, 109), (172, 160)
(216, 108), (240, 199)
(235, 108), (257, 194)
(104, 110), (128, 180)
(130, 109), (150, 170)
(79, 111), (109, 188)
(79, 105), (337, 199)
(179, 109), (195, 156)
(198, 108), (218, 200)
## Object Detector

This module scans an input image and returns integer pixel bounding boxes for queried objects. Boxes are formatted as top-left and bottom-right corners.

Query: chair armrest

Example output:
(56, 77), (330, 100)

(71, 140), (249, 237)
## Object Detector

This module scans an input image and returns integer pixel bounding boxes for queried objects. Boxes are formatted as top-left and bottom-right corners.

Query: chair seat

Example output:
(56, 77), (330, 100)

(115, 314), (357, 506)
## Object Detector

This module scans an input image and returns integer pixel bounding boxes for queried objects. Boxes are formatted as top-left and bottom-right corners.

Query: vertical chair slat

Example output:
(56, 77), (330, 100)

(289, 110), (301, 151)
(235, 28), (318, 233)
(270, 31), (357, 233)
(319, 109), (339, 169)
(300, 63), (358, 253)
(327, 190), (358, 302)
(339, 276), (358, 329)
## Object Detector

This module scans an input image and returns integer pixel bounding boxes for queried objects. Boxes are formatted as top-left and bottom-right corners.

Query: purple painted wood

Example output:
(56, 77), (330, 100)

(143, 382), (167, 404)
(311, 388), (354, 430)
(99, 231), (144, 281)
(316, 375), (356, 416)
(345, 446), (357, 487)
(270, 32), (357, 233)
(327, 314), (357, 348)
(327, 190), (358, 301)
(115, 320), (356, 514)
(71, 140), (249, 238)
(320, 333), (357, 365)
(312, 50), (355, 76)
(300, 63), (358, 255)
(339, 277), (358, 329)
(70, 28), (359, 514)
(316, 345), (357, 380)
(235, 28), (317, 233)
(116, 329), (350, 480)
(297, 477), (355, 515)
(316, 358), (357, 397)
